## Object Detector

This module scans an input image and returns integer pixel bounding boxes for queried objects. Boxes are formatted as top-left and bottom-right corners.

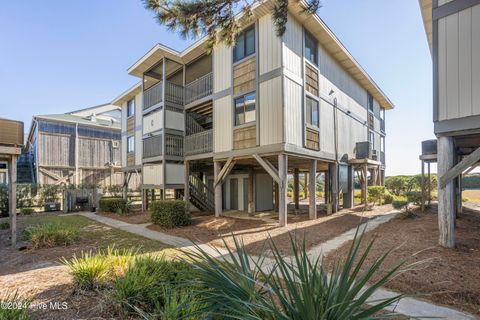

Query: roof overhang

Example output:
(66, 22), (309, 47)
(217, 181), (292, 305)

(112, 82), (142, 106)
(127, 0), (394, 109)
(419, 0), (433, 54)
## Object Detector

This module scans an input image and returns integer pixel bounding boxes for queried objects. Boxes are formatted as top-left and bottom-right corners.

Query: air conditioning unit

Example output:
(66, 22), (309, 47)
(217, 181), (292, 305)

(355, 141), (372, 160)
(371, 149), (379, 161)
(112, 141), (120, 149)
(113, 161), (121, 167)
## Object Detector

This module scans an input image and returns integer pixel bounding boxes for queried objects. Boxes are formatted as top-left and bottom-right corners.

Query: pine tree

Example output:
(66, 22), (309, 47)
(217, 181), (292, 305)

(143, 0), (320, 52)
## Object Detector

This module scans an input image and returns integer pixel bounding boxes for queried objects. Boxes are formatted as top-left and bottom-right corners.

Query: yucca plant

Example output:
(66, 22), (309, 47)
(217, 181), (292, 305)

(0, 291), (31, 320)
(62, 246), (135, 290)
(182, 229), (408, 319)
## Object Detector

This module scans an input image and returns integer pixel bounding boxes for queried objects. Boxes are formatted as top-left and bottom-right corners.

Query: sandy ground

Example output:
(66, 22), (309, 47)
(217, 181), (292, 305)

(97, 210), (151, 224)
(149, 204), (394, 256)
(324, 204), (480, 316)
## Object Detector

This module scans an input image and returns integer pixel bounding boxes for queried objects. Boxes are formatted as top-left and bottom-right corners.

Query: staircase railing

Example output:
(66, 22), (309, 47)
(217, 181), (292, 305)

(186, 114), (205, 135)
(188, 174), (214, 212)
(185, 130), (213, 156)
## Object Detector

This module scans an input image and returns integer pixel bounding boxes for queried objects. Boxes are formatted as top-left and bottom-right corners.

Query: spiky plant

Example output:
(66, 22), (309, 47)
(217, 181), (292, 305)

(182, 229), (408, 319)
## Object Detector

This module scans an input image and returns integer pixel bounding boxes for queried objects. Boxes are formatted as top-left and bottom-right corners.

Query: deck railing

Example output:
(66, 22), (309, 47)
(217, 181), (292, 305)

(143, 81), (184, 110)
(144, 81), (163, 110)
(165, 134), (184, 157)
(185, 129), (213, 156)
(185, 72), (213, 105)
(143, 134), (162, 158)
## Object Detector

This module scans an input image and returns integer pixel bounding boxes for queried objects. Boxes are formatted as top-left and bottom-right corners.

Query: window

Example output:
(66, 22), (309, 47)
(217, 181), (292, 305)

(380, 136), (385, 152)
(233, 26), (255, 62)
(127, 136), (135, 153)
(380, 108), (385, 120)
(368, 130), (374, 144)
(304, 31), (318, 65)
(306, 97), (319, 127)
(127, 99), (135, 117)
(367, 93), (374, 112)
(234, 92), (256, 126)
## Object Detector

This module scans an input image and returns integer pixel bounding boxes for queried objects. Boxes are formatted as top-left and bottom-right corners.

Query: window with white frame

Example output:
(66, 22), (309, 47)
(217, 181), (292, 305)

(233, 26), (255, 62)
(368, 130), (374, 144)
(234, 92), (256, 126)
(306, 96), (319, 127)
(380, 136), (385, 152)
(367, 93), (374, 113)
(127, 135), (135, 153)
(127, 99), (135, 117)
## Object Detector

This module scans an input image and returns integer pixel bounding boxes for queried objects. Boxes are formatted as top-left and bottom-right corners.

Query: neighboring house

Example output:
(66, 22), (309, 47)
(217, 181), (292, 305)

(121, 0), (393, 225)
(26, 104), (123, 187)
(419, 0), (480, 247)
(112, 83), (143, 192)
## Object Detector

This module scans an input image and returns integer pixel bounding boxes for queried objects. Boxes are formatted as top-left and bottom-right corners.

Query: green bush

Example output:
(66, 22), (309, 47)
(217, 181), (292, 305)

(62, 247), (135, 290)
(20, 208), (34, 215)
(99, 198), (129, 215)
(368, 186), (386, 205)
(113, 255), (195, 314)
(392, 196), (408, 211)
(151, 200), (191, 228)
(383, 191), (394, 204)
(406, 191), (423, 205)
(0, 291), (31, 320)
(0, 221), (9, 230)
(23, 222), (80, 249)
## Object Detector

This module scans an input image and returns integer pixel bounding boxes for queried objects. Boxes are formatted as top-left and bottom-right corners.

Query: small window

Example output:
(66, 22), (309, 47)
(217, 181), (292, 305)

(367, 93), (374, 112)
(127, 136), (135, 153)
(306, 97), (319, 127)
(380, 136), (385, 152)
(304, 31), (318, 65)
(234, 26), (255, 62)
(368, 130), (374, 144)
(127, 99), (135, 117)
(234, 92), (256, 126)
(380, 109), (385, 120)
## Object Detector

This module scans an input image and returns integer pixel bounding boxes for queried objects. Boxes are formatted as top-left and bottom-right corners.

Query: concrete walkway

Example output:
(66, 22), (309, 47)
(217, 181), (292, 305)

(76, 211), (476, 320)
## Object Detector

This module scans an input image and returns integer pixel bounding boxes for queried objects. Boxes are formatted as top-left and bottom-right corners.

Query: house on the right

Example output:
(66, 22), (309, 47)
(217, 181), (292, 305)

(419, 0), (480, 247)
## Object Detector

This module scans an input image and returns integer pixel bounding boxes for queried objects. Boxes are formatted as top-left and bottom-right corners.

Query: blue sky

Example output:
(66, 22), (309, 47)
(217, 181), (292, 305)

(0, 0), (434, 175)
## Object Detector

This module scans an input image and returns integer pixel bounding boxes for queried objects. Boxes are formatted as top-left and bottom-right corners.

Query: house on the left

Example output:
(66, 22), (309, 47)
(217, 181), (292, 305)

(25, 103), (123, 187)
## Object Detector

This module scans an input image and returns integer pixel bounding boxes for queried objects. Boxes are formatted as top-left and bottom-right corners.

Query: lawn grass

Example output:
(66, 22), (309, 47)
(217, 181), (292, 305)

(19, 215), (175, 255)
(462, 189), (480, 202)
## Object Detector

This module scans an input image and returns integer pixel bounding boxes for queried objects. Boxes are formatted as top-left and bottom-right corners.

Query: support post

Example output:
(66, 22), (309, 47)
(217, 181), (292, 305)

(438, 136), (456, 248)
(304, 173), (308, 199)
(363, 164), (368, 209)
(428, 162), (432, 206)
(184, 160), (190, 202)
(324, 172), (329, 205)
(123, 172), (129, 201)
(343, 165), (354, 209)
(9, 155), (17, 247)
(142, 189), (147, 212)
(214, 161), (222, 217)
(248, 167), (254, 216)
(329, 163), (338, 213)
(421, 160), (426, 211)
(278, 154), (288, 227)
(274, 183), (279, 212)
(294, 168), (299, 210)
(308, 159), (317, 219)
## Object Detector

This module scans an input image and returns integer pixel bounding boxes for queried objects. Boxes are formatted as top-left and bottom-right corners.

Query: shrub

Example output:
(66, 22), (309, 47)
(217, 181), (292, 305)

(405, 191), (423, 206)
(0, 291), (31, 320)
(368, 186), (386, 205)
(383, 191), (394, 204)
(0, 221), (9, 230)
(20, 208), (34, 215)
(151, 200), (191, 228)
(113, 255), (195, 314)
(62, 247), (135, 290)
(392, 196), (409, 211)
(183, 232), (406, 319)
(23, 222), (79, 249)
(99, 198), (129, 215)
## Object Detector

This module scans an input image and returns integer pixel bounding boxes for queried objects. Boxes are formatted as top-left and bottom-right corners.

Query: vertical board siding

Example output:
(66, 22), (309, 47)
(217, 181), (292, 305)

(259, 77), (283, 145)
(166, 163), (184, 185)
(318, 44), (367, 109)
(165, 110), (185, 131)
(319, 101), (335, 154)
(38, 133), (74, 167)
(438, 4), (480, 121)
(143, 164), (163, 186)
(143, 110), (163, 134)
(284, 78), (303, 146)
(78, 138), (114, 168)
(213, 95), (233, 152)
(213, 44), (232, 93)
(282, 13), (303, 77)
(259, 14), (282, 75)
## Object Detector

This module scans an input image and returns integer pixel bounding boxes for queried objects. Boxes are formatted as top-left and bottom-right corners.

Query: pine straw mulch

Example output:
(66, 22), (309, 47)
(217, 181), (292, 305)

(149, 204), (395, 257)
(324, 204), (480, 317)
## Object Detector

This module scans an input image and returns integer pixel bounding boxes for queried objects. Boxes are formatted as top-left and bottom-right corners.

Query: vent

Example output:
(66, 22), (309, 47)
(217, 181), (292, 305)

(112, 141), (120, 149)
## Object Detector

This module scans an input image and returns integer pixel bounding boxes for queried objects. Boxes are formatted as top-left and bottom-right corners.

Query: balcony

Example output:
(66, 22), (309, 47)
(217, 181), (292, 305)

(185, 129), (213, 156)
(143, 134), (184, 159)
(184, 72), (213, 105)
(143, 81), (184, 110)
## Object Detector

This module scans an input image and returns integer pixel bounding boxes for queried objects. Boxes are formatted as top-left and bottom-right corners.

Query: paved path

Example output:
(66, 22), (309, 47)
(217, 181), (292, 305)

(76, 211), (476, 320)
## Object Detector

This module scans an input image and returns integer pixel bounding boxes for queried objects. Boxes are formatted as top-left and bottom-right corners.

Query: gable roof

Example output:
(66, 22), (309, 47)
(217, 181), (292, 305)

(34, 113), (120, 130)
(127, 0), (394, 109)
